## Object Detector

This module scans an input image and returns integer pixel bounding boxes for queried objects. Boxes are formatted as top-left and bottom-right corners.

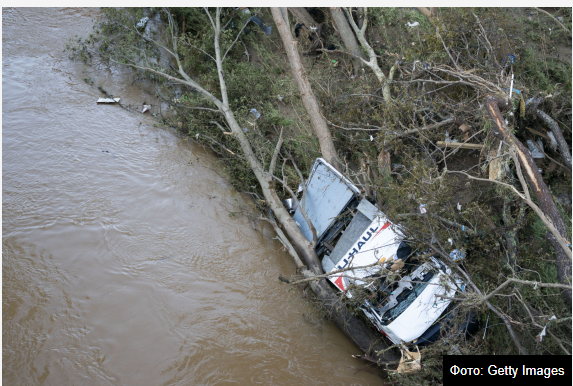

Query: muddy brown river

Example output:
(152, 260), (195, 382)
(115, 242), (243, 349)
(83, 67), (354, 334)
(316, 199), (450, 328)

(3, 8), (385, 385)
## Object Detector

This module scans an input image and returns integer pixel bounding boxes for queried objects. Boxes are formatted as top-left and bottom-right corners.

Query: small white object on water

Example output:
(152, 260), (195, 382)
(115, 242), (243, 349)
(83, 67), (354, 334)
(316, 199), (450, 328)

(142, 104), (151, 114)
(97, 97), (120, 104)
(405, 22), (419, 27)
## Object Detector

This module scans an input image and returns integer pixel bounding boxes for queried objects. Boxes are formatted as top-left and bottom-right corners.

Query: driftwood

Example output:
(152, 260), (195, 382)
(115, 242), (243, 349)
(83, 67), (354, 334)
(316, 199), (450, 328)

(486, 96), (572, 304)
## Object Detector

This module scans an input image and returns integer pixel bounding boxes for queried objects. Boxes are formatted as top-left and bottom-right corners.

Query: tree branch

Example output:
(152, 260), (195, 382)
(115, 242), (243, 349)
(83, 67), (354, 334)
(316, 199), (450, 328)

(269, 127), (283, 175)
(536, 109), (572, 170)
(533, 7), (572, 37)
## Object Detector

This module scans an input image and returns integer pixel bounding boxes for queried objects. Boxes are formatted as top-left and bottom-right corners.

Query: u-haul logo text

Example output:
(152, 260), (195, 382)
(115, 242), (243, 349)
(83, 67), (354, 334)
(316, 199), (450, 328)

(335, 221), (391, 270)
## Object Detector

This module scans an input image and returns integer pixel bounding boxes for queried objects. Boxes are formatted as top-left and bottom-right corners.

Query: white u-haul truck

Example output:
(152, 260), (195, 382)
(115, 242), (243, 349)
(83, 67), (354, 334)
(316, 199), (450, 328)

(290, 158), (470, 347)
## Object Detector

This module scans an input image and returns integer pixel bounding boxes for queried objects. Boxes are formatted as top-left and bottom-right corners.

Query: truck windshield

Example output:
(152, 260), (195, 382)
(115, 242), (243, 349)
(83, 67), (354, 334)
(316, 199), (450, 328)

(378, 270), (435, 324)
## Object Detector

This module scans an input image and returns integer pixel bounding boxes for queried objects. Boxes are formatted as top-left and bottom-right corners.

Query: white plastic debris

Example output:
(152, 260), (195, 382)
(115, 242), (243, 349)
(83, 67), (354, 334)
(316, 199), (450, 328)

(445, 131), (450, 143)
(142, 104), (151, 114)
(195, 133), (199, 139)
(370, 135), (374, 142)
(419, 204), (427, 214)
(448, 238), (453, 246)
(405, 22), (419, 27)
(509, 73), (514, 99)
(457, 202), (462, 211)
(137, 17), (149, 29)
(526, 139), (545, 159)
(249, 108), (261, 119)
(97, 97), (120, 104)
(483, 315), (489, 339)
(537, 315), (557, 342)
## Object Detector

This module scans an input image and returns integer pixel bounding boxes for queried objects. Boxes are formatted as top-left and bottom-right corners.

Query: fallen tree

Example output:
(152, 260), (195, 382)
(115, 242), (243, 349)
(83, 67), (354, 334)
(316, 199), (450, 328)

(486, 96), (572, 303)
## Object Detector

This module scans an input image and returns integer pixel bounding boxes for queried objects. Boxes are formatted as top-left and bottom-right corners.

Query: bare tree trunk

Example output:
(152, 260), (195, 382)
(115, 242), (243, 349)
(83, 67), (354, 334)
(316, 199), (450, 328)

(287, 7), (315, 27)
(417, 7), (438, 25)
(342, 7), (397, 102)
(486, 96), (572, 304)
(271, 7), (342, 171)
(330, 7), (363, 75)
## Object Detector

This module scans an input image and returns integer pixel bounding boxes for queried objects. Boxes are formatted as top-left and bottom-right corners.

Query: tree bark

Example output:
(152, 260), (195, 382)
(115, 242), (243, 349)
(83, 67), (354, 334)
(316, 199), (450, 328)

(486, 96), (572, 304)
(287, 7), (315, 27)
(536, 109), (572, 170)
(416, 7), (438, 25)
(271, 7), (342, 171)
(330, 7), (363, 75)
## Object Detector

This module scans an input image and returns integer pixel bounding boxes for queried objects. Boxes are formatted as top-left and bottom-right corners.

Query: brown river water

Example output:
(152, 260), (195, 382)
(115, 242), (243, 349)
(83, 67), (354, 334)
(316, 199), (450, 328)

(2, 8), (385, 385)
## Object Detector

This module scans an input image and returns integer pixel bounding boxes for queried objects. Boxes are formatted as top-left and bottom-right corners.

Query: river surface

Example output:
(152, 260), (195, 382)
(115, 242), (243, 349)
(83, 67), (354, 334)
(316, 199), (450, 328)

(2, 8), (385, 385)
